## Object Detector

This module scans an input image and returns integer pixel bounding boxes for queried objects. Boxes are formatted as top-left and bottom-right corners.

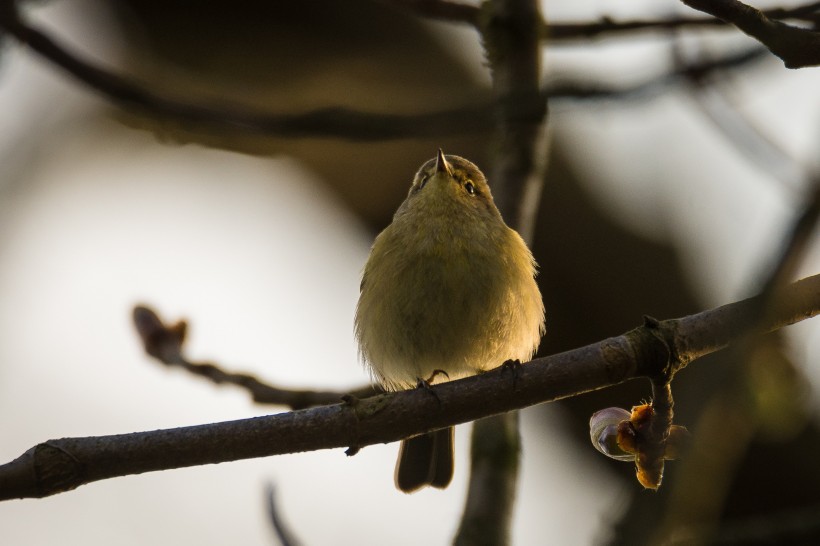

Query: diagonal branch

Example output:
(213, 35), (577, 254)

(1, 274), (818, 501)
(681, 0), (820, 68)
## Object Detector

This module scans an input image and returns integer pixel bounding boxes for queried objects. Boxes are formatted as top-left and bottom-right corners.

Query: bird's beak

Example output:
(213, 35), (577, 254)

(435, 149), (452, 176)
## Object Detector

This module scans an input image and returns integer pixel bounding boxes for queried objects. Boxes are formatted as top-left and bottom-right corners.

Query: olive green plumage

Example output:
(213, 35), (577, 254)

(355, 151), (545, 492)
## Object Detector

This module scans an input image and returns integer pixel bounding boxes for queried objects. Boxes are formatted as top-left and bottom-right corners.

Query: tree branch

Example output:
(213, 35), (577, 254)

(681, 0), (820, 68)
(1, 274), (818, 501)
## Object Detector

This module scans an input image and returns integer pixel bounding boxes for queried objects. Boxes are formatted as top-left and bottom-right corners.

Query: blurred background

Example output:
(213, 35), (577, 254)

(0, 0), (818, 544)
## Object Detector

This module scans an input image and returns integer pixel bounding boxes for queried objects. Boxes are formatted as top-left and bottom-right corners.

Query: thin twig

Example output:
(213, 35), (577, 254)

(756, 178), (820, 302)
(1, 273), (816, 501)
(266, 484), (303, 546)
(680, 54), (807, 193)
(133, 306), (379, 409)
(547, 47), (767, 103)
(547, 2), (820, 41)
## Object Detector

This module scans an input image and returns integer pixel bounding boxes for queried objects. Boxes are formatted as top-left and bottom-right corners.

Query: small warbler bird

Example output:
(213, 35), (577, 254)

(355, 150), (545, 493)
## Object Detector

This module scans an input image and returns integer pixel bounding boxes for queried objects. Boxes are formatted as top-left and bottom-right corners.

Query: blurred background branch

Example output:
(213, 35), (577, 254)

(0, 1), (808, 144)
(383, 0), (820, 43)
(681, 0), (820, 68)
(455, 0), (547, 543)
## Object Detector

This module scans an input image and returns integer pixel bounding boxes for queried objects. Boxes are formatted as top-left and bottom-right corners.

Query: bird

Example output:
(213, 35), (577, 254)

(355, 150), (545, 492)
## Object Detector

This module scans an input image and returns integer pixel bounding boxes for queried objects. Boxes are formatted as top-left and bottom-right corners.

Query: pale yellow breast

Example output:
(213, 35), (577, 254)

(355, 213), (545, 391)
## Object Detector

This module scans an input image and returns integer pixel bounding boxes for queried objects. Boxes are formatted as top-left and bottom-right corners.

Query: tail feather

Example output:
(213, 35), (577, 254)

(395, 427), (454, 493)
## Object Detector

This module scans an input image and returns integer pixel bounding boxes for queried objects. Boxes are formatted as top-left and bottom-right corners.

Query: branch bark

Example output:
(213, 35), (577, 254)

(1, 274), (818, 501)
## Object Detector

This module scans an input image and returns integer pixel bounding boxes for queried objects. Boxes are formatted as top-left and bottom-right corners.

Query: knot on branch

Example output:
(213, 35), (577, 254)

(630, 315), (686, 382)
(32, 443), (84, 496)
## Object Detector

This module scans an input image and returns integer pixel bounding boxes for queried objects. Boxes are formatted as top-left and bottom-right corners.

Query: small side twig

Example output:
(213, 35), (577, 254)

(266, 484), (303, 546)
(132, 306), (379, 410)
(547, 2), (820, 41)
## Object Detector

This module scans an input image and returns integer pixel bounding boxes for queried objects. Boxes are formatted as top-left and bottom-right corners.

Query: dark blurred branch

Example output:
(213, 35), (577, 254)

(547, 47), (766, 101)
(382, 0), (480, 25)
(483, 0), (548, 239)
(756, 179), (820, 303)
(383, 0), (820, 43)
(548, 2), (820, 40)
(0, 3), (490, 140)
(454, 0), (548, 544)
(681, 58), (806, 193)
(133, 306), (379, 409)
(266, 484), (303, 546)
(1, 273), (817, 501)
(681, 0), (820, 68)
(0, 4), (768, 142)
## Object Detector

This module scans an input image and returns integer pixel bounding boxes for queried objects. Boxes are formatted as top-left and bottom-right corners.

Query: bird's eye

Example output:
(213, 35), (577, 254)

(464, 181), (476, 195)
